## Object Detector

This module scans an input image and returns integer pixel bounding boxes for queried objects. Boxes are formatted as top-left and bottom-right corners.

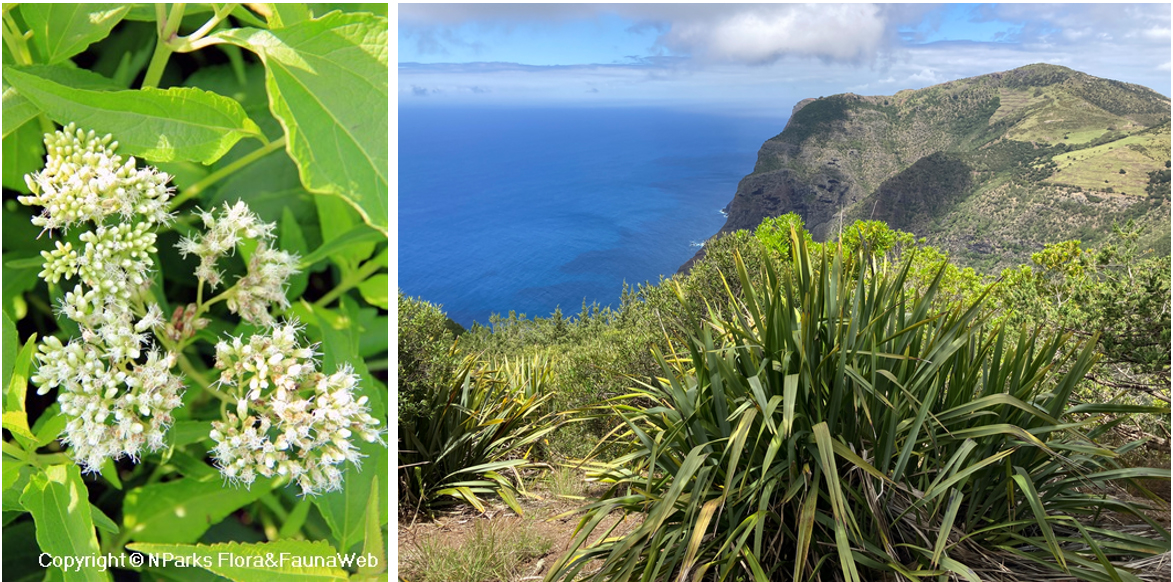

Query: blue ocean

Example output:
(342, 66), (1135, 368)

(398, 106), (785, 328)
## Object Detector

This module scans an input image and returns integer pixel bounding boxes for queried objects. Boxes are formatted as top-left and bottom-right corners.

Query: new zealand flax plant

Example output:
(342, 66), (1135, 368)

(547, 228), (1170, 582)
(400, 354), (560, 516)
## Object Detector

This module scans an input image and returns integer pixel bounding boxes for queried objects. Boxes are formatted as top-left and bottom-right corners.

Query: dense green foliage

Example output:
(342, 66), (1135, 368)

(3, 5), (389, 581)
(400, 355), (560, 516)
(403, 214), (1168, 477)
(412, 213), (1168, 455)
(994, 224), (1172, 405)
(401, 203), (1168, 579)
(547, 234), (1169, 582)
(398, 292), (462, 425)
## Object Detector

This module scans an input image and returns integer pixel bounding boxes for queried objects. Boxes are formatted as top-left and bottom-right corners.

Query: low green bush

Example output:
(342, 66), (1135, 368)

(398, 292), (462, 424)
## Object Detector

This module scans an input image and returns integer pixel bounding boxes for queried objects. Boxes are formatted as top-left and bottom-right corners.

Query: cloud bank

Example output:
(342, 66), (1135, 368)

(397, 3), (1172, 113)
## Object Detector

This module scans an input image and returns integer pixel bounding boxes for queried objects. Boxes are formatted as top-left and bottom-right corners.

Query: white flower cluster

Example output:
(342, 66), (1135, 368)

(21, 125), (182, 473)
(176, 201), (298, 325)
(209, 321), (382, 495)
(32, 343), (182, 471)
(19, 123), (173, 231)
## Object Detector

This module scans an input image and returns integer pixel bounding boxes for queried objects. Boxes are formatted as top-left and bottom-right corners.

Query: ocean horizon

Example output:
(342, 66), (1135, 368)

(398, 105), (786, 328)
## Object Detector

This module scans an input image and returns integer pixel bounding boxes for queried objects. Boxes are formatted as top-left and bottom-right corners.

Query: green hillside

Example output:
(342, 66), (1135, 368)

(709, 64), (1171, 272)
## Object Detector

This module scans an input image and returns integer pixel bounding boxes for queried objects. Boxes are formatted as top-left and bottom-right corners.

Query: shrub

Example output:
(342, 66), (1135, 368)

(399, 292), (462, 424)
(548, 232), (1169, 582)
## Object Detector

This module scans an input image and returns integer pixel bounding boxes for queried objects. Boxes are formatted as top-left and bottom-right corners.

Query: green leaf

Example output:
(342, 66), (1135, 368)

(2, 458), (30, 512)
(356, 275), (388, 310)
(277, 499), (312, 539)
(310, 301), (388, 551)
(21, 4), (130, 64)
(298, 223), (382, 270)
(2, 311), (15, 405)
(214, 12), (388, 234)
(2, 82), (39, 139)
(3, 256), (43, 270)
(20, 464), (107, 582)
(2, 520), (44, 582)
(127, 540), (351, 581)
(3, 65), (121, 137)
(357, 475), (386, 579)
(33, 408), (66, 447)
(168, 420), (215, 448)
(3, 334), (38, 444)
(3, 67), (264, 164)
(90, 503), (119, 535)
(2, 411), (34, 441)
(2, 455), (23, 491)
(122, 476), (274, 543)
(121, 5), (215, 21)
(931, 490), (963, 567)
(313, 439), (383, 552)
(1012, 466), (1067, 572)
(313, 193), (376, 268)
(2, 118), (45, 193)
(6, 333), (36, 415)
(265, 3), (311, 28)
(97, 457), (122, 491)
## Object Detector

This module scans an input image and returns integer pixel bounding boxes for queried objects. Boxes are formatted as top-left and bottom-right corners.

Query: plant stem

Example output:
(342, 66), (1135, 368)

(170, 137), (286, 209)
(182, 3), (237, 44)
(2, 440), (30, 462)
(142, 3), (187, 89)
(34, 453), (69, 465)
(313, 257), (385, 309)
(175, 352), (216, 393)
(2, 11), (32, 65)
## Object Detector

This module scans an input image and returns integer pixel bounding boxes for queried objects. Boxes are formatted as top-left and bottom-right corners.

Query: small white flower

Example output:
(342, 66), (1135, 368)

(227, 245), (299, 325)
(208, 321), (383, 495)
(18, 123), (173, 232)
(178, 201), (285, 292)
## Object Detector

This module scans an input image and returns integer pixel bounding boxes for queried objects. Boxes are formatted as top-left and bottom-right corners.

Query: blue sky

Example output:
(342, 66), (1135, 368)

(397, 4), (1171, 116)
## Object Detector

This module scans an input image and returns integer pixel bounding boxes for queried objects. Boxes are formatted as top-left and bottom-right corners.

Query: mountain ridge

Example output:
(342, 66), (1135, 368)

(685, 63), (1171, 273)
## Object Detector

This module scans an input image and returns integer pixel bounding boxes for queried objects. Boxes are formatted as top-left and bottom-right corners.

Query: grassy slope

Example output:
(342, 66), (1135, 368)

(1047, 125), (1171, 195)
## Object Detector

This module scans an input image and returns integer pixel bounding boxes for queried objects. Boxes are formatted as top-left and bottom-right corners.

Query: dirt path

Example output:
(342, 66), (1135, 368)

(398, 482), (641, 582)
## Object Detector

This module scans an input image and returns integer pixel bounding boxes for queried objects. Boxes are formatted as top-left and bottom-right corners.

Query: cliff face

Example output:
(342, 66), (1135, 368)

(686, 64), (1172, 273)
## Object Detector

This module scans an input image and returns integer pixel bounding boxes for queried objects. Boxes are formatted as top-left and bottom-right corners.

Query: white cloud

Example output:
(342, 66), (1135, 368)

(400, 3), (935, 65)
(656, 4), (888, 64)
(907, 67), (941, 84)
(1140, 27), (1172, 41)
